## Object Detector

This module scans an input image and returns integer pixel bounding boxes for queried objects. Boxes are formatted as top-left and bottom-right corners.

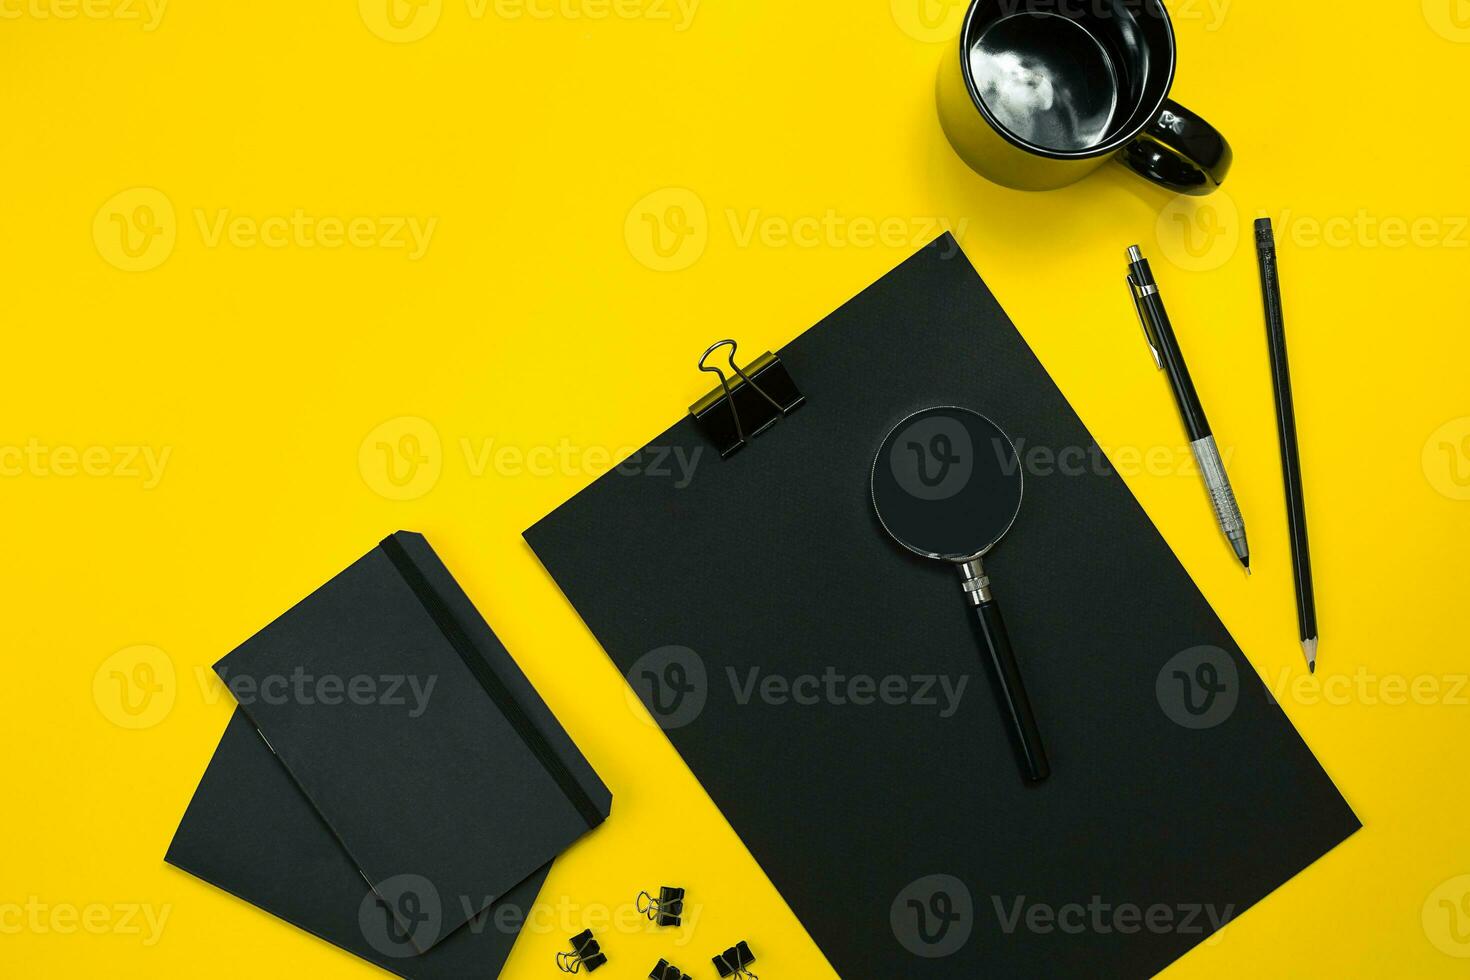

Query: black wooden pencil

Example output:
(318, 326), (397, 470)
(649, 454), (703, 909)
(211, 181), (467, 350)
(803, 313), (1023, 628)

(1255, 218), (1318, 672)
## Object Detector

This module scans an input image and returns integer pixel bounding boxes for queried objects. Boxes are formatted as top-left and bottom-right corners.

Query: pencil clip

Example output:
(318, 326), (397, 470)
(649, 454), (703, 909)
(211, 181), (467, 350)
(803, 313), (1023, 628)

(637, 886), (685, 927)
(690, 339), (805, 458)
(1127, 275), (1163, 371)
(649, 958), (693, 980)
(712, 940), (758, 980)
(556, 929), (607, 974)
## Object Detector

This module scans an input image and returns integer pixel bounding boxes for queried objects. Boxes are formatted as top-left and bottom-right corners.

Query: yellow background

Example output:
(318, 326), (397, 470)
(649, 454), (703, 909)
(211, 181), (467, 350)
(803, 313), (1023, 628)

(3, 0), (1468, 976)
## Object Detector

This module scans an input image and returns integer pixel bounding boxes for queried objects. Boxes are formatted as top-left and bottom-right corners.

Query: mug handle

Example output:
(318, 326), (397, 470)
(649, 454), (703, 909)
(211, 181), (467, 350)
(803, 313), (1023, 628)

(1119, 99), (1233, 196)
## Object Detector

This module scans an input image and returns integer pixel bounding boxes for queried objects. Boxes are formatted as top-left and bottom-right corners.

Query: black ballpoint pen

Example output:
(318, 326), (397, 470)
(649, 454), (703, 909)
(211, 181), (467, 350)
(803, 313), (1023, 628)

(1126, 245), (1251, 572)
(1254, 219), (1318, 672)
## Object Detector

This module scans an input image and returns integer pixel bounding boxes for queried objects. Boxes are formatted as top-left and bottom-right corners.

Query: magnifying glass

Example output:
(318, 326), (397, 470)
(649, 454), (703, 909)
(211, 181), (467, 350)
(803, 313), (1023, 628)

(871, 406), (1050, 782)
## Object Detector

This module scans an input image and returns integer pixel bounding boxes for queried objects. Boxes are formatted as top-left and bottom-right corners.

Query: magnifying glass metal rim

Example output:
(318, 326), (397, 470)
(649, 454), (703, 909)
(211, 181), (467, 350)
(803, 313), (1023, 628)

(869, 405), (1026, 564)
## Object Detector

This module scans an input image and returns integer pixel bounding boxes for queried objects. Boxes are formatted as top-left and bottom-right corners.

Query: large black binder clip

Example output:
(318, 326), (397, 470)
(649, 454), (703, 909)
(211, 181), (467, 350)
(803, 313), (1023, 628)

(690, 339), (804, 458)
(637, 885), (685, 927)
(557, 929), (606, 973)
(649, 958), (692, 980)
(712, 940), (758, 979)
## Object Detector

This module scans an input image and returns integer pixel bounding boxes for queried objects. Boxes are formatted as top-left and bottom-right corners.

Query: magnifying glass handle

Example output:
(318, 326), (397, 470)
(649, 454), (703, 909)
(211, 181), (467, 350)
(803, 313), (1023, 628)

(961, 563), (1050, 783)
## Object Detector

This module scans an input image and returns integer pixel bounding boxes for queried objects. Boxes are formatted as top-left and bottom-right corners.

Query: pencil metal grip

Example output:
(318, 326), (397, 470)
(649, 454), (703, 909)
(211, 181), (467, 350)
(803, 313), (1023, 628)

(1191, 436), (1249, 557)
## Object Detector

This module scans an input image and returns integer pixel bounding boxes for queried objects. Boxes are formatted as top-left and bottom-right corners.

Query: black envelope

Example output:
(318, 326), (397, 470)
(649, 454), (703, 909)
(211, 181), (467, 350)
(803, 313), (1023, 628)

(207, 531), (611, 950)
(525, 237), (1360, 978)
(166, 708), (548, 979)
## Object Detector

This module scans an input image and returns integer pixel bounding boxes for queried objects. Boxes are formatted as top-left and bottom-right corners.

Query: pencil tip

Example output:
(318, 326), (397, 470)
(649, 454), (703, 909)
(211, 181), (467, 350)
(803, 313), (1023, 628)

(1303, 637), (1318, 673)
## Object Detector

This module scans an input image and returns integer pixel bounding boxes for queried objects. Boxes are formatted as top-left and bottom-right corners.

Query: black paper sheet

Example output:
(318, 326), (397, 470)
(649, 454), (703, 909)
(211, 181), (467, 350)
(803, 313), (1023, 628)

(525, 237), (1359, 978)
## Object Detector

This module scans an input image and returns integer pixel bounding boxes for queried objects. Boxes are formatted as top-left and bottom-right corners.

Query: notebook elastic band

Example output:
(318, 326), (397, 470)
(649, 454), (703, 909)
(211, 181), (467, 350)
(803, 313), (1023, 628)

(379, 534), (604, 830)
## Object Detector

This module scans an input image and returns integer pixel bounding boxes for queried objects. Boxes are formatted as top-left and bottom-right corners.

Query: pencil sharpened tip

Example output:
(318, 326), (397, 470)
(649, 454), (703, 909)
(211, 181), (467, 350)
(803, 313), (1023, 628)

(1303, 637), (1318, 673)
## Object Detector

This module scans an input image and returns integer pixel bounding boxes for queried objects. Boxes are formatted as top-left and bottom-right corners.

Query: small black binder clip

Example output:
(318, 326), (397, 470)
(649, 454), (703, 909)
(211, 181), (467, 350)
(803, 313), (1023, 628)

(690, 339), (804, 457)
(556, 929), (606, 973)
(649, 958), (692, 980)
(712, 940), (758, 979)
(637, 885), (685, 927)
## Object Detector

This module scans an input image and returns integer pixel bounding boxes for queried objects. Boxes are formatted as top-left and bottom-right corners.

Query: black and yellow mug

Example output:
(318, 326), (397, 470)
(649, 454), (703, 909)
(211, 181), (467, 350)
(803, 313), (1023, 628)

(937, 0), (1231, 195)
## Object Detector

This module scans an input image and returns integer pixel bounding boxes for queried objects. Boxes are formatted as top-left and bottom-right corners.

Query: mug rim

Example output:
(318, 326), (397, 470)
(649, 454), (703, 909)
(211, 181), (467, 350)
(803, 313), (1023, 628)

(957, 0), (1178, 161)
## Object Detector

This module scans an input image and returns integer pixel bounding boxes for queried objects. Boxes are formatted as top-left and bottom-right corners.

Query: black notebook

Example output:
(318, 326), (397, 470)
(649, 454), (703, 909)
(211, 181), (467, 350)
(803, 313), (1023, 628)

(166, 708), (548, 979)
(525, 237), (1360, 978)
(208, 531), (611, 951)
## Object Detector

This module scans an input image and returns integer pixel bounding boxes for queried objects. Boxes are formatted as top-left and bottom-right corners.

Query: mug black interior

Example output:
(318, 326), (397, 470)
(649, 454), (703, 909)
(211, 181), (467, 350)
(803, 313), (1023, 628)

(961, 0), (1175, 158)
